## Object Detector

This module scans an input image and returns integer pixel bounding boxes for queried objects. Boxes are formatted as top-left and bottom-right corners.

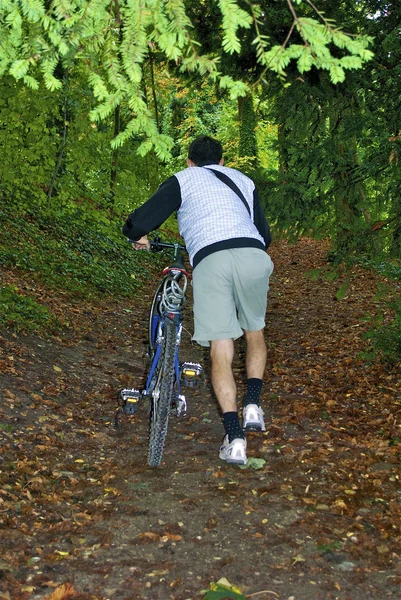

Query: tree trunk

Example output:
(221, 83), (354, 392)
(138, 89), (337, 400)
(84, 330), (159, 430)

(330, 105), (369, 259)
(238, 94), (257, 170)
(109, 105), (120, 204)
(47, 69), (69, 201)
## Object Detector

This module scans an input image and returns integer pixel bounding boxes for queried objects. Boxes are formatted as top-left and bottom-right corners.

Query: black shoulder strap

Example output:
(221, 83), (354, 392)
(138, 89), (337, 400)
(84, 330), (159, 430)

(206, 168), (251, 217)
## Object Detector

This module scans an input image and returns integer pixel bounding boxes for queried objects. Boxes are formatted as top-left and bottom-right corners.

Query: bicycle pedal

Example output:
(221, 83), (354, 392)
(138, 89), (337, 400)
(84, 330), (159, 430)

(120, 389), (141, 415)
(180, 362), (204, 387)
(171, 394), (187, 417)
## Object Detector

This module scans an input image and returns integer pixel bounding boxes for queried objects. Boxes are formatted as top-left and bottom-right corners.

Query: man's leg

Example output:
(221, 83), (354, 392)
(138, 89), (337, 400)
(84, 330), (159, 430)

(211, 338), (247, 464)
(210, 339), (245, 453)
(243, 329), (267, 430)
(244, 329), (267, 381)
(210, 339), (236, 412)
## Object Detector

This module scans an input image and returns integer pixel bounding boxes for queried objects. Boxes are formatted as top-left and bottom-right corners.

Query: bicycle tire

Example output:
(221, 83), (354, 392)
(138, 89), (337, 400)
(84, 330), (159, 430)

(148, 316), (177, 467)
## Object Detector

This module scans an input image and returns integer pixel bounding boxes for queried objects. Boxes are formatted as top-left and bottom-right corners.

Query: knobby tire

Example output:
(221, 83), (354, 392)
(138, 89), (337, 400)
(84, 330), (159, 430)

(148, 317), (177, 467)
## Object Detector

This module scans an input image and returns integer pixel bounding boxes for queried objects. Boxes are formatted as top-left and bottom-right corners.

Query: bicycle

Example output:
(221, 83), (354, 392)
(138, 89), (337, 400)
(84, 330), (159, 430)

(116, 236), (204, 467)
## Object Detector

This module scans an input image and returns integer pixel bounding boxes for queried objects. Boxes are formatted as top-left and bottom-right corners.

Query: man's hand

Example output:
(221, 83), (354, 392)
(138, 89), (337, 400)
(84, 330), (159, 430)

(132, 235), (150, 251)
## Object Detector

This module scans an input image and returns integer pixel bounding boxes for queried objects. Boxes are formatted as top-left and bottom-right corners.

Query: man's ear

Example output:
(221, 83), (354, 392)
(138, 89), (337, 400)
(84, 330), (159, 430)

(219, 158), (224, 166)
(186, 158), (196, 167)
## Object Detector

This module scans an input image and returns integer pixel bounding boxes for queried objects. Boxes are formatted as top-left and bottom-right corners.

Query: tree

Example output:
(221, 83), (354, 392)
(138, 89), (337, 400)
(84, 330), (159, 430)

(0, 0), (374, 157)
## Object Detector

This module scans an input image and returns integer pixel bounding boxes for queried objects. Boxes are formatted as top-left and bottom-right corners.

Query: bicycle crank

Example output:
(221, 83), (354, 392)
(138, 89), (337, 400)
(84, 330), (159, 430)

(171, 394), (187, 417)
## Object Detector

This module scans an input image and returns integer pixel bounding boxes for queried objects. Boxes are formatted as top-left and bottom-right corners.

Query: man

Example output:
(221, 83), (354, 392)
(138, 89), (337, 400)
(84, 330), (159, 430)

(123, 135), (273, 465)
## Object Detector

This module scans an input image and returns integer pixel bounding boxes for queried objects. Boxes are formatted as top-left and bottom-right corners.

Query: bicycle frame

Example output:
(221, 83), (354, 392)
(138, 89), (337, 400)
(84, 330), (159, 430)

(117, 237), (203, 466)
(145, 240), (188, 393)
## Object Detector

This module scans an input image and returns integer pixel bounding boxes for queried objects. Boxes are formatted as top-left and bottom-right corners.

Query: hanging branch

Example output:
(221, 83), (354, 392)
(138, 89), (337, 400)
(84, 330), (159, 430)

(148, 49), (160, 133)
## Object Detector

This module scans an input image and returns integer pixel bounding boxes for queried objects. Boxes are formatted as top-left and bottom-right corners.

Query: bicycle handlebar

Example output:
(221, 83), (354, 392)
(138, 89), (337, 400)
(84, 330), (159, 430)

(150, 238), (186, 253)
(126, 235), (186, 253)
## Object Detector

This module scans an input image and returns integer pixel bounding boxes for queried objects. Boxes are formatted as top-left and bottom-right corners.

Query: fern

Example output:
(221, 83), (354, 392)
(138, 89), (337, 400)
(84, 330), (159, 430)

(19, 0), (45, 22)
(9, 58), (30, 79)
(218, 0), (252, 54)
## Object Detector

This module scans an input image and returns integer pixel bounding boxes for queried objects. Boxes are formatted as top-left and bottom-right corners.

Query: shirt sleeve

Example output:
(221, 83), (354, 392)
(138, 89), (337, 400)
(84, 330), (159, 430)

(122, 176), (182, 240)
(253, 189), (272, 249)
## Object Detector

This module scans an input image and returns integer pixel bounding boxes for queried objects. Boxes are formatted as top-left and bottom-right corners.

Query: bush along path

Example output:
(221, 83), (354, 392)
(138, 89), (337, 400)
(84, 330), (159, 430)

(1, 238), (401, 600)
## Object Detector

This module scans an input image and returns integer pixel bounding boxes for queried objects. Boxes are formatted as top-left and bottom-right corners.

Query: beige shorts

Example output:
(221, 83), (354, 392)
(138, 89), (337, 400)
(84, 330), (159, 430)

(192, 248), (274, 347)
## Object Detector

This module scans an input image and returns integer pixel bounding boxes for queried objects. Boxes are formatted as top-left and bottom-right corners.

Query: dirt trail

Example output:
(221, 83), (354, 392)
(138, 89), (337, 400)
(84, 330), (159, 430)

(1, 239), (401, 600)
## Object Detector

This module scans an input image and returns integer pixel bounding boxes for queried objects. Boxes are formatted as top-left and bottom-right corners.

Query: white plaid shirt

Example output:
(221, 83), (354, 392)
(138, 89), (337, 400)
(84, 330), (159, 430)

(175, 165), (265, 265)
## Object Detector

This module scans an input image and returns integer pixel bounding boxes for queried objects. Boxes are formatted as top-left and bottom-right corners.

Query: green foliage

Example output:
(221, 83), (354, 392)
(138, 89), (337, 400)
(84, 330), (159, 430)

(0, 77), (59, 205)
(218, 0), (252, 54)
(0, 285), (59, 334)
(0, 72), (169, 212)
(250, 4), (373, 85)
(363, 299), (401, 364)
(238, 457), (266, 470)
(202, 578), (246, 600)
(0, 0), (374, 156)
(238, 94), (257, 170)
(336, 280), (349, 301)
(0, 200), (165, 303)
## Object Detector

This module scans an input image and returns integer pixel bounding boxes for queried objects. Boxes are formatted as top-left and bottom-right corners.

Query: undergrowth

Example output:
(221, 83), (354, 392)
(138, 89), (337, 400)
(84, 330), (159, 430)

(0, 284), (60, 333)
(0, 199), (174, 333)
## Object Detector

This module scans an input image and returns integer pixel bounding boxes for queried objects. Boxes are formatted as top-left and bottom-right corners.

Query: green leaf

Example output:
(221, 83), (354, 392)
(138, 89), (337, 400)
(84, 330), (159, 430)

(297, 47), (314, 73)
(203, 578), (246, 599)
(204, 590), (245, 600)
(9, 59), (30, 80)
(329, 63), (345, 84)
(336, 281), (349, 301)
(22, 75), (39, 89)
(340, 55), (362, 70)
(238, 457), (266, 470)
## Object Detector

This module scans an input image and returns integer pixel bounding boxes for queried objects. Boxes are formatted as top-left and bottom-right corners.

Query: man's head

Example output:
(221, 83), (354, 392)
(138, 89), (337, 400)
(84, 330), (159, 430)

(187, 135), (224, 167)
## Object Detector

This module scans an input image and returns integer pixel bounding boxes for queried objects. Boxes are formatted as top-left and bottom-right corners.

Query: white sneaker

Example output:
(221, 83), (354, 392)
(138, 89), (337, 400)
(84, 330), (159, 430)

(243, 404), (266, 431)
(219, 436), (247, 465)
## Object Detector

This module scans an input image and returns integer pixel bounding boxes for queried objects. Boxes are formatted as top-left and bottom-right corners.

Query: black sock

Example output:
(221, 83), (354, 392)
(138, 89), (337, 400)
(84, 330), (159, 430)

(244, 378), (263, 407)
(223, 412), (245, 442)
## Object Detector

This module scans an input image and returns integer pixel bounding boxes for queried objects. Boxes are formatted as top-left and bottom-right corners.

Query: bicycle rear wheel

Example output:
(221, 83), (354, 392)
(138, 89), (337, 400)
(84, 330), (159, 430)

(148, 316), (177, 467)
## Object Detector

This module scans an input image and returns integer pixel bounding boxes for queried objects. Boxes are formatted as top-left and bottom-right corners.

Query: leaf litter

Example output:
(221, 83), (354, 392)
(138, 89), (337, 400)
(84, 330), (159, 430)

(0, 238), (400, 599)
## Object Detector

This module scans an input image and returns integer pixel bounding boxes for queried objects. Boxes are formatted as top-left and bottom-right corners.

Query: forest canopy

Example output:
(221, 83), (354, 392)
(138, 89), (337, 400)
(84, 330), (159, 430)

(0, 0), (374, 155)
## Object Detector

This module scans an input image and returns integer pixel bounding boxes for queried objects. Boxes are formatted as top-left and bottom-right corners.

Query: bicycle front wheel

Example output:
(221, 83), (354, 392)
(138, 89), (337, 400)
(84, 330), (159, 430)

(148, 316), (177, 467)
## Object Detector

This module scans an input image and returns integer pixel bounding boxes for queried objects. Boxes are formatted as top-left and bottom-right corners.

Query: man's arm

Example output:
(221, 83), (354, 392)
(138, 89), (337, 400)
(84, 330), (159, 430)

(122, 176), (182, 241)
(253, 189), (272, 249)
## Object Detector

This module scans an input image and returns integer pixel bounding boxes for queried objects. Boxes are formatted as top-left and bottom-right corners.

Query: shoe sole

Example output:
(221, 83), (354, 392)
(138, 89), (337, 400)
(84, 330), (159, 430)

(243, 422), (265, 432)
(220, 455), (247, 465)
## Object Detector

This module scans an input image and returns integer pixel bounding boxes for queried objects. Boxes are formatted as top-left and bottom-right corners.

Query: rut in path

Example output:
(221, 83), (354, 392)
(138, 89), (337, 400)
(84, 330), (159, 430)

(1, 238), (401, 600)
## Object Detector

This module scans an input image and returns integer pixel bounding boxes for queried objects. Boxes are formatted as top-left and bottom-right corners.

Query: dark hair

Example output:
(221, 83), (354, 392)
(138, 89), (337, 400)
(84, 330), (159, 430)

(187, 135), (223, 166)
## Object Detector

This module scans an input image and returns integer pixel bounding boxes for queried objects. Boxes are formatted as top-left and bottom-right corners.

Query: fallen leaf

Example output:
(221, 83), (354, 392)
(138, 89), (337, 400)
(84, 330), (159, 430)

(138, 532), (160, 541)
(43, 582), (77, 600)
(163, 532), (182, 541)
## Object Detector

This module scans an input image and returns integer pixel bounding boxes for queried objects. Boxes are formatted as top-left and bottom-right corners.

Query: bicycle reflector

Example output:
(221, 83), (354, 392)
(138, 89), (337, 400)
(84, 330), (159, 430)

(180, 362), (204, 387)
(120, 389), (141, 414)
